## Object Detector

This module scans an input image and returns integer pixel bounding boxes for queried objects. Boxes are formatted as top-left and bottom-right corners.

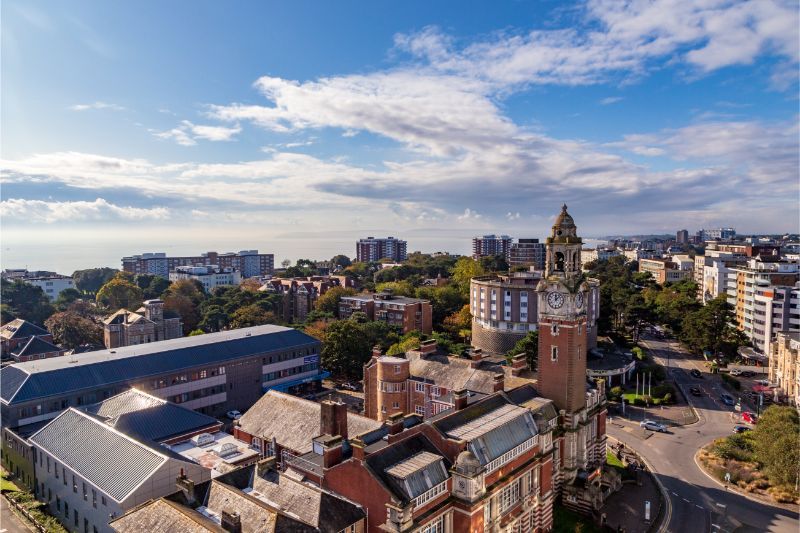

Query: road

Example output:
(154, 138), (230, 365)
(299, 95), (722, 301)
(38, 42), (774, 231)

(608, 333), (799, 533)
(0, 495), (31, 533)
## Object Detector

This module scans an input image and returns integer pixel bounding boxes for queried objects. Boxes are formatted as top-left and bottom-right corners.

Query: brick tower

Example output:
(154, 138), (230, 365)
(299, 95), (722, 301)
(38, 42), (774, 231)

(537, 204), (590, 413)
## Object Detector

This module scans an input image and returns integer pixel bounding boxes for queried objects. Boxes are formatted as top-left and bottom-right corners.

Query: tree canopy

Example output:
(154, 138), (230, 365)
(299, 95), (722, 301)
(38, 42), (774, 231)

(96, 273), (144, 311)
(45, 311), (103, 349)
(72, 267), (118, 294)
(0, 279), (55, 325)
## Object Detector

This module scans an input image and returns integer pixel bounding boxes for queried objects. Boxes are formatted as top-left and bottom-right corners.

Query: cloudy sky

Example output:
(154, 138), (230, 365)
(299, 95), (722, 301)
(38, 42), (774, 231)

(2, 0), (798, 272)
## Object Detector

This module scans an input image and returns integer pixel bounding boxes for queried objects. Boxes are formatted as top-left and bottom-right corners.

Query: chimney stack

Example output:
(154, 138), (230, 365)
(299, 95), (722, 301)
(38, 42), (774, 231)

(418, 339), (437, 357)
(320, 399), (348, 440)
(351, 438), (366, 462)
(453, 389), (469, 411)
(372, 345), (383, 358)
(220, 510), (242, 533)
(492, 373), (504, 392)
(176, 471), (196, 506)
(387, 413), (404, 436)
(470, 348), (484, 369)
(511, 353), (528, 377)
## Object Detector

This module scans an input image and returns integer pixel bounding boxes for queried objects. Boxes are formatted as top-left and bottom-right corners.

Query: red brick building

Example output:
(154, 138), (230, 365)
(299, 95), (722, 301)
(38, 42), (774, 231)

(339, 290), (432, 334)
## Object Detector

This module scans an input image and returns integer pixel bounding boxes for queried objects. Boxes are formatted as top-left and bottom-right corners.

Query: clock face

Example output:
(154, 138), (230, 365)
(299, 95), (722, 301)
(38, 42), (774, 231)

(547, 292), (564, 309)
(575, 292), (584, 309)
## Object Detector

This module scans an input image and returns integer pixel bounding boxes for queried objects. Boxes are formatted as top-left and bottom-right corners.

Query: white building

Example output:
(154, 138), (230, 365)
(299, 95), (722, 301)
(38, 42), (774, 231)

(24, 276), (75, 301)
(622, 249), (660, 262)
(169, 265), (241, 291)
(582, 248), (620, 264)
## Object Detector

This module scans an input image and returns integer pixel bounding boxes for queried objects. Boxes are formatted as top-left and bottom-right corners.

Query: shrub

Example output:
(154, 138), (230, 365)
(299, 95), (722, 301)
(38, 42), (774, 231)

(652, 398), (661, 406)
(662, 393), (673, 404)
(652, 384), (675, 398)
(631, 347), (645, 361)
(609, 386), (623, 400)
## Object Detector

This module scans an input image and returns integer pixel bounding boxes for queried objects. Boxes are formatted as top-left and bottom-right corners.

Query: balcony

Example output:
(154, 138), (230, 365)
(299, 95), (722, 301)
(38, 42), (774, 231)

(411, 480), (448, 509)
(485, 436), (538, 474)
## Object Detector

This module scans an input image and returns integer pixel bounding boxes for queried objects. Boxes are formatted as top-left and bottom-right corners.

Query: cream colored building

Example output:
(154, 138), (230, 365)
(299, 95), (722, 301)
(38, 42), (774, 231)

(769, 331), (799, 407)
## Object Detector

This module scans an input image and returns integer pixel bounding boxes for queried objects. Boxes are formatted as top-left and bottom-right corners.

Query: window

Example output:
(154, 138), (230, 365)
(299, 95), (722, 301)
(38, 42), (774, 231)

(74, 509), (79, 527)
(73, 474), (77, 493)
(551, 323), (558, 335)
(551, 346), (558, 361)
(394, 364), (401, 374)
(64, 501), (69, 517)
(56, 497), (61, 512)
(102, 496), (107, 506)
(418, 514), (445, 533)
(392, 402), (399, 408)
(92, 489), (97, 508)
(54, 462), (58, 478)
(83, 482), (87, 500)
(415, 405), (426, 416)
(498, 480), (521, 513)
(415, 382), (425, 393)
(47, 457), (50, 473)
(431, 387), (440, 397)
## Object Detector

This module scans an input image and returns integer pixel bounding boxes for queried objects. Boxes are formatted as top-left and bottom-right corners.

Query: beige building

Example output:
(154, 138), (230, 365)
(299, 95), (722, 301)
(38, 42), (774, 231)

(638, 257), (693, 284)
(103, 299), (183, 349)
(768, 331), (799, 407)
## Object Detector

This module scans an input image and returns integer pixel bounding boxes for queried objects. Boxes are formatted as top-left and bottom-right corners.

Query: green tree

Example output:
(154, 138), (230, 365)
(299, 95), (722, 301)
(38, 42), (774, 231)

(161, 279), (206, 333)
(0, 279), (55, 325)
(415, 285), (467, 328)
(229, 304), (280, 329)
(44, 311), (103, 349)
(387, 331), (422, 355)
(478, 254), (509, 272)
(751, 406), (800, 487)
(376, 281), (415, 297)
(680, 296), (744, 356)
(321, 319), (372, 378)
(508, 330), (539, 371)
(315, 286), (357, 315)
(96, 274), (144, 311)
(72, 267), (118, 294)
(198, 305), (230, 332)
(331, 255), (352, 269)
(134, 274), (171, 299)
(451, 257), (485, 294)
(442, 304), (472, 340)
(54, 288), (84, 311)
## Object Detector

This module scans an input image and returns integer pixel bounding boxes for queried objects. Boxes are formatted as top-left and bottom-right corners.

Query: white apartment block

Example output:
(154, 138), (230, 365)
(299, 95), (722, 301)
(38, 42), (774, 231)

(581, 248), (620, 264)
(169, 265), (242, 291)
(25, 276), (75, 301)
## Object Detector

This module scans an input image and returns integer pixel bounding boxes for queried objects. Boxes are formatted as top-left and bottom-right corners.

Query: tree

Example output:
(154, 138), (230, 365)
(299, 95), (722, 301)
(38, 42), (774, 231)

(752, 406), (800, 487)
(387, 333), (421, 356)
(239, 278), (263, 292)
(198, 305), (229, 332)
(133, 274), (171, 300)
(451, 257), (485, 294)
(321, 319), (372, 378)
(331, 254), (352, 269)
(161, 279), (206, 333)
(415, 285), (467, 328)
(72, 267), (118, 294)
(442, 304), (472, 340)
(229, 305), (280, 329)
(0, 279), (55, 325)
(281, 259), (291, 269)
(508, 331), (539, 371)
(96, 274), (144, 311)
(478, 254), (509, 273)
(54, 288), (84, 311)
(680, 296), (744, 356)
(44, 311), (103, 349)
(376, 281), (415, 297)
(315, 286), (357, 315)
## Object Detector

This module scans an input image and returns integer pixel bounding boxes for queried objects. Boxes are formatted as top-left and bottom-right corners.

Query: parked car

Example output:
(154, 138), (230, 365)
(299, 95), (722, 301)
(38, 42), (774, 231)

(742, 412), (758, 424)
(689, 387), (703, 397)
(729, 369), (743, 376)
(341, 382), (360, 391)
(226, 410), (242, 420)
(740, 371), (755, 378)
(733, 425), (751, 433)
(640, 420), (668, 433)
(720, 394), (736, 406)
(754, 379), (770, 386)
(690, 369), (703, 378)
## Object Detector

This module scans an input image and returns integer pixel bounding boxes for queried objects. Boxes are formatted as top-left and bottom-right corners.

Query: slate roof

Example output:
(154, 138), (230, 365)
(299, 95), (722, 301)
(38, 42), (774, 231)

(238, 390), (381, 454)
(363, 433), (450, 505)
(205, 481), (283, 532)
(11, 336), (62, 358)
(110, 498), (224, 533)
(29, 409), (169, 502)
(81, 389), (220, 442)
(407, 353), (502, 394)
(251, 468), (366, 533)
(103, 309), (151, 326)
(0, 319), (48, 341)
(1, 325), (319, 405)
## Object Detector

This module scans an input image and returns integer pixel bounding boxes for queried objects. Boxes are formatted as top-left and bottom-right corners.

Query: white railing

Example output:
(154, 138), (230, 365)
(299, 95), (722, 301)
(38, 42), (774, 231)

(412, 480), (447, 509)
(485, 436), (538, 474)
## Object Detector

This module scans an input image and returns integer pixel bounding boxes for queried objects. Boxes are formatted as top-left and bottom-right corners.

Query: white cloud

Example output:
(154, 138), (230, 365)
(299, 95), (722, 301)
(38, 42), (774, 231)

(457, 208), (483, 220)
(600, 97), (623, 105)
(154, 120), (241, 146)
(69, 101), (125, 111)
(0, 198), (169, 223)
(506, 212), (521, 220)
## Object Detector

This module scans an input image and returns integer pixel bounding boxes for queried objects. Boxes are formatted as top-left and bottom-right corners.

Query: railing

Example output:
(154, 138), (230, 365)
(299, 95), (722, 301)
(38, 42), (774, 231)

(411, 480), (447, 509)
(485, 436), (538, 474)
(281, 450), (320, 474)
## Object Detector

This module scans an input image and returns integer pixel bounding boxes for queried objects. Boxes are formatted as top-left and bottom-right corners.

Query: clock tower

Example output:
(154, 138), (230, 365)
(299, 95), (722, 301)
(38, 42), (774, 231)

(537, 204), (590, 413)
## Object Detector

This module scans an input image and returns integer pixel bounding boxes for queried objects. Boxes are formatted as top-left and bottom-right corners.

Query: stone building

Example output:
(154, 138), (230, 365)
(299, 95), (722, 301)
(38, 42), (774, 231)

(103, 299), (183, 349)
(769, 331), (800, 406)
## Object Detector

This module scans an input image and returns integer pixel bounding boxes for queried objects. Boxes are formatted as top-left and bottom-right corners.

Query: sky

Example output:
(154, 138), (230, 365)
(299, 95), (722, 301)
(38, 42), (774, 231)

(2, 0), (799, 273)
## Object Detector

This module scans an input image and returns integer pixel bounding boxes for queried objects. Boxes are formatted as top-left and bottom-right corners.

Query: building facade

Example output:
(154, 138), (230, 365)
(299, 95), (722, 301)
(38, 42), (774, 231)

(122, 250), (274, 278)
(769, 331), (800, 407)
(168, 265), (241, 291)
(102, 299), (183, 349)
(1, 319), (55, 358)
(472, 234), (513, 260)
(339, 291), (432, 334)
(22, 275), (75, 301)
(260, 275), (355, 323)
(676, 229), (689, 244)
(581, 248), (620, 264)
(638, 257), (693, 284)
(356, 237), (408, 262)
(508, 238), (546, 270)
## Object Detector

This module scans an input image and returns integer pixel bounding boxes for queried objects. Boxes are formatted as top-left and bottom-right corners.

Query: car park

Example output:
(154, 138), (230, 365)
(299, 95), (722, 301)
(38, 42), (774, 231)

(733, 425), (751, 433)
(226, 410), (242, 420)
(690, 369), (702, 378)
(742, 412), (758, 424)
(720, 394), (735, 406)
(689, 386), (703, 396)
(640, 420), (668, 433)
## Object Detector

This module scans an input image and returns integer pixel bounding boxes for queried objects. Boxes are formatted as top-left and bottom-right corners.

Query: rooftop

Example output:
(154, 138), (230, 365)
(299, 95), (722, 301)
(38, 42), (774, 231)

(169, 432), (259, 477)
(1, 319), (49, 341)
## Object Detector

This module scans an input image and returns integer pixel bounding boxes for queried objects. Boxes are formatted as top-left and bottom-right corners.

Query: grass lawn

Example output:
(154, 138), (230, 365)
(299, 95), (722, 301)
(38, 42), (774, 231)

(0, 475), (21, 492)
(552, 505), (603, 533)
(606, 450), (625, 470)
(622, 392), (649, 402)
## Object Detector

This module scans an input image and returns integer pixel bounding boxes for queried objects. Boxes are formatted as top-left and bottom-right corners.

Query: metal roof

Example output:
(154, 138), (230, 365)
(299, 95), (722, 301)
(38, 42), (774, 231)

(29, 409), (168, 502)
(384, 451), (448, 502)
(1, 325), (319, 405)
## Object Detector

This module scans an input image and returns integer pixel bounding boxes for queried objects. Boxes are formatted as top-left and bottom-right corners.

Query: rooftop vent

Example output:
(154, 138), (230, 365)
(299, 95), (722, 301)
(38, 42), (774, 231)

(217, 442), (239, 458)
(192, 433), (216, 447)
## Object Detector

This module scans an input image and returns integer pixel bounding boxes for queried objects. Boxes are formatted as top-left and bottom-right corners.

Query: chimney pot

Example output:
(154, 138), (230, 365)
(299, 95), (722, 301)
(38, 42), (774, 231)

(492, 373), (504, 392)
(453, 389), (469, 411)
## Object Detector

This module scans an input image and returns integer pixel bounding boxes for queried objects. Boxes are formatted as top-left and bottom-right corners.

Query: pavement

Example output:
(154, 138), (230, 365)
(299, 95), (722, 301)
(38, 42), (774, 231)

(601, 444), (663, 533)
(0, 495), (32, 533)
(607, 333), (799, 533)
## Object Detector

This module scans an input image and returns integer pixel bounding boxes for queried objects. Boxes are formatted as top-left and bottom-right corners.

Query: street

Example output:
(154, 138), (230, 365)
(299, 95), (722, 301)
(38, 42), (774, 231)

(0, 495), (30, 533)
(608, 333), (800, 533)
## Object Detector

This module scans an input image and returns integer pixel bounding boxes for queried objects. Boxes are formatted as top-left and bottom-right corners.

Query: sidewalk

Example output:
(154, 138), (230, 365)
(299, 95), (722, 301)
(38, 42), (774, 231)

(601, 443), (664, 533)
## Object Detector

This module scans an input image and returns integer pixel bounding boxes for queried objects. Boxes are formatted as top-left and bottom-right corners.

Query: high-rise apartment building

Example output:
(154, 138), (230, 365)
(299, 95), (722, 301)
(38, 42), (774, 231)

(676, 229), (689, 244)
(472, 235), (512, 259)
(700, 227), (736, 241)
(356, 237), (407, 262)
(122, 250), (274, 279)
(508, 238), (546, 270)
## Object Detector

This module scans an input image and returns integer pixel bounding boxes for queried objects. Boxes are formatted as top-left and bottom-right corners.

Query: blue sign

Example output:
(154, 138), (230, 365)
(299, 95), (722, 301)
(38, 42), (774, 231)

(304, 355), (319, 364)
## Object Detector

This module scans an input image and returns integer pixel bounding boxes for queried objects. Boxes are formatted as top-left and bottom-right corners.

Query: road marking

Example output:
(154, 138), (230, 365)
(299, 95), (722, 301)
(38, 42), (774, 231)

(696, 504), (704, 509)
(671, 491), (679, 496)
(683, 498), (691, 503)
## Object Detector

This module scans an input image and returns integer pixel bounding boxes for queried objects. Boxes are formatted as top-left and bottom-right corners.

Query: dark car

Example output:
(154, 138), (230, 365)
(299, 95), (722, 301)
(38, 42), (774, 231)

(741, 371), (756, 378)
(690, 369), (703, 378)
(689, 387), (703, 397)
(720, 393), (736, 406)
(733, 425), (751, 433)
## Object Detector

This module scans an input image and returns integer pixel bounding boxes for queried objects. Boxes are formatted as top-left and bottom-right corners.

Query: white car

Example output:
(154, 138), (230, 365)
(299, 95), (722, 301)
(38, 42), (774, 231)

(226, 410), (242, 420)
(640, 420), (667, 433)
(729, 369), (743, 376)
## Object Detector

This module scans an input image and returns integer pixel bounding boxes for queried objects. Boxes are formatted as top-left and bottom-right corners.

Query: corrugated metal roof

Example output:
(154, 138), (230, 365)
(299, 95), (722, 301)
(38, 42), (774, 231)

(445, 403), (538, 466)
(384, 451), (448, 502)
(1, 325), (319, 405)
(29, 409), (167, 502)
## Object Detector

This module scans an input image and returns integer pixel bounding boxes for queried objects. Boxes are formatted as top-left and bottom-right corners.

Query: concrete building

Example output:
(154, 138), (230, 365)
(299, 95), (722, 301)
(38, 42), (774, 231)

(676, 229), (689, 244)
(769, 331), (800, 407)
(0, 325), (324, 429)
(581, 248), (620, 264)
(726, 259), (800, 353)
(122, 250), (274, 279)
(622, 248), (660, 262)
(168, 265), (241, 291)
(259, 275), (355, 324)
(508, 238), (546, 270)
(356, 237), (407, 262)
(472, 234), (513, 260)
(21, 275), (75, 301)
(339, 291), (432, 335)
(102, 299), (183, 349)
(638, 257), (693, 284)
(700, 227), (736, 241)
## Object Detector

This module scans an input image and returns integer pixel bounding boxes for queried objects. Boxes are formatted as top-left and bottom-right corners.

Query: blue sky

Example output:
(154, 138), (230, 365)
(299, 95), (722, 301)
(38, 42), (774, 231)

(2, 0), (798, 272)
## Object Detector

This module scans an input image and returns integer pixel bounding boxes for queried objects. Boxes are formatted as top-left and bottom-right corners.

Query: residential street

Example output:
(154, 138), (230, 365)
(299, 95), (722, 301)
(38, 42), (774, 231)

(608, 333), (800, 533)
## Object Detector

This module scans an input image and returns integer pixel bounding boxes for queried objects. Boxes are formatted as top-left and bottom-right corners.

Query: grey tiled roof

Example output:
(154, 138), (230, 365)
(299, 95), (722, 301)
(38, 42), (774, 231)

(238, 391), (381, 454)
(29, 409), (168, 502)
(11, 336), (62, 358)
(82, 389), (220, 442)
(408, 353), (502, 394)
(0, 319), (48, 340)
(384, 451), (449, 502)
(1, 325), (319, 405)
(110, 498), (224, 533)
